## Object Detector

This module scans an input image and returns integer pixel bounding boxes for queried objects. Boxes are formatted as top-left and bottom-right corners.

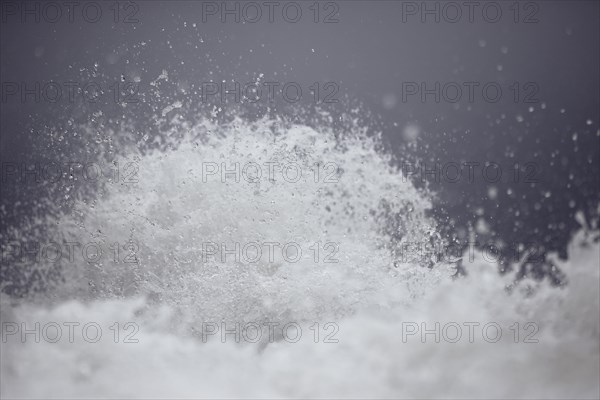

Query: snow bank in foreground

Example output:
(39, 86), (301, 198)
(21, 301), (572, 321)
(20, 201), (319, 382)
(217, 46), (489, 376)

(2, 229), (598, 399)
(1, 116), (598, 398)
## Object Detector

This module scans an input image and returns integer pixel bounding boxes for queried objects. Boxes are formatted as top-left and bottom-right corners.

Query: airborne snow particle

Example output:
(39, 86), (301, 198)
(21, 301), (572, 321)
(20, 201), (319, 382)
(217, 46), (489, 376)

(402, 123), (420, 141)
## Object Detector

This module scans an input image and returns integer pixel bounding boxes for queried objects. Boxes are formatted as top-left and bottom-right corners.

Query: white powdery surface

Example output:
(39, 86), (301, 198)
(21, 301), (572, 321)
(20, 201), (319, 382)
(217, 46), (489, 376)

(1, 118), (598, 398)
(1, 230), (598, 399)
